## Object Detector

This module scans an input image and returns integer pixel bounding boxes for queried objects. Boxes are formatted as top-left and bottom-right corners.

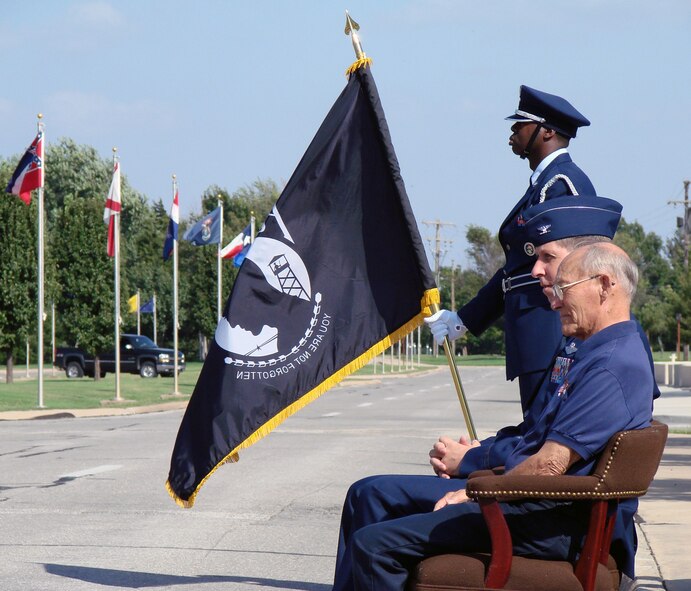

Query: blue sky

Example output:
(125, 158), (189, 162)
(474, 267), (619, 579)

(2, 0), (690, 268)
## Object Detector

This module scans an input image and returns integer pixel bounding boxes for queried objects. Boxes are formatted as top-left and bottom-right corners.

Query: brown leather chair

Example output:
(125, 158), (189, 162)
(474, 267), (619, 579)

(408, 420), (668, 591)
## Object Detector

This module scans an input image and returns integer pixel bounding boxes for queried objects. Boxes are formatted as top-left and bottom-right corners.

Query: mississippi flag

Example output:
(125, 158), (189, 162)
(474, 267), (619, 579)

(103, 161), (121, 257)
(220, 223), (251, 266)
(6, 130), (44, 205)
(163, 189), (180, 261)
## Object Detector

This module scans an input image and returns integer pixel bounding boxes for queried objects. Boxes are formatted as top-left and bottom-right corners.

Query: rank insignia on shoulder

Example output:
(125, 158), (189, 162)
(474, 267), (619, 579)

(524, 242), (535, 256)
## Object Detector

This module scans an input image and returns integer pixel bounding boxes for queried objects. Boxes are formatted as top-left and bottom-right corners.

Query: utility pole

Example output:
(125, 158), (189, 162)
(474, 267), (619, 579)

(422, 220), (455, 356)
(450, 262), (457, 356)
(422, 219), (455, 287)
(669, 179), (690, 269)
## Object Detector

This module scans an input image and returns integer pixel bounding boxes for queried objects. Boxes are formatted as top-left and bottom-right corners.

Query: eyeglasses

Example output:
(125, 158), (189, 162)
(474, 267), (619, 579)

(551, 275), (601, 300)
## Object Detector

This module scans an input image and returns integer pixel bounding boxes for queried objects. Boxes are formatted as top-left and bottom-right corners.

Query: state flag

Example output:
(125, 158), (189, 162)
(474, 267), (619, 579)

(140, 298), (155, 314)
(166, 60), (438, 507)
(163, 189), (179, 261)
(183, 206), (221, 246)
(6, 130), (44, 205)
(220, 223), (252, 266)
(128, 293), (139, 313)
(103, 161), (121, 257)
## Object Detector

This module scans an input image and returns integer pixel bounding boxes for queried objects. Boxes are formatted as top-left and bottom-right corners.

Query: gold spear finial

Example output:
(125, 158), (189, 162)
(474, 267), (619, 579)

(37, 113), (43, 120)
(344, 11), (365, 61)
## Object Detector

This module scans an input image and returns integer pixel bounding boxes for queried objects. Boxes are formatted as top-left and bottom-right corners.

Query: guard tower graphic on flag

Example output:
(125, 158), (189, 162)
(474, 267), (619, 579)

(269, 254), (309, 301)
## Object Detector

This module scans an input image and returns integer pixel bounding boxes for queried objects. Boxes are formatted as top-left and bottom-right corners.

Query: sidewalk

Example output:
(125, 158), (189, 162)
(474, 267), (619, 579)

(630, 385), (691, 591)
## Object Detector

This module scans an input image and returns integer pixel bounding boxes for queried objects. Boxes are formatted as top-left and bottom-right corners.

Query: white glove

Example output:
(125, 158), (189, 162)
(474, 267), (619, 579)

(424, 310), (467, 345)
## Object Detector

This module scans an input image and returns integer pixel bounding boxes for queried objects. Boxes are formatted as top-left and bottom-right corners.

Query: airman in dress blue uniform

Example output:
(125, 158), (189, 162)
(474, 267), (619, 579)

(426, 85), (595, 410)
(333, 197), (659, 590)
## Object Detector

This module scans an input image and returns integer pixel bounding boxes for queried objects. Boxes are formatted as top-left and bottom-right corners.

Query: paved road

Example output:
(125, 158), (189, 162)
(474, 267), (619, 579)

(1, 366), (521, 591)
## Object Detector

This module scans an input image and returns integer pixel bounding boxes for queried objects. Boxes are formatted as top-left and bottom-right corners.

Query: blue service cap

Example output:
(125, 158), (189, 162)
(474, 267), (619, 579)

(521, 196), (623, 253)
(506, 85), (590, 138)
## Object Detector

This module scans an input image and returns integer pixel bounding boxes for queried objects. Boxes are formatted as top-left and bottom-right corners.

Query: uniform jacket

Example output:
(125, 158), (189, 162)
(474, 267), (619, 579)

(459, 152), (595, 380)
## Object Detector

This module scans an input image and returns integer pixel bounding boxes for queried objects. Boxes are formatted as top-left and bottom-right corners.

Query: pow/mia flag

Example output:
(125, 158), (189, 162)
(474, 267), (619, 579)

(166, 61), (438, 507)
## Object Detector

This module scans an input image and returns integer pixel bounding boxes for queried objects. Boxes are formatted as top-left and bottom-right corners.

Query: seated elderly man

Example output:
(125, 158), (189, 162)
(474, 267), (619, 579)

(348, 243), (654, 591)
(333, 197), (659, 589)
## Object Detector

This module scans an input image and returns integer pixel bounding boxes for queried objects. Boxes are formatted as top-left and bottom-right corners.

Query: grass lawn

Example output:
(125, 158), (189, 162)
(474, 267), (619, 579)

(0, 363), (202, 412)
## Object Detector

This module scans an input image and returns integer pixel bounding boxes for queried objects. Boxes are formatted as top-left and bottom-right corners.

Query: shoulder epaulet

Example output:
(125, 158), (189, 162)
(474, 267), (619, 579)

(539, 174), (578, 203)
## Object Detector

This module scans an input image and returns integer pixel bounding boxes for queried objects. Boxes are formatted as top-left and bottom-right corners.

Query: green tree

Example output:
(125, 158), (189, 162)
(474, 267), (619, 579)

(614, 218), (676, 350)
(53, 195), (114, 363)
(465, 225), (504, 280)
(0, 161), (38, 382)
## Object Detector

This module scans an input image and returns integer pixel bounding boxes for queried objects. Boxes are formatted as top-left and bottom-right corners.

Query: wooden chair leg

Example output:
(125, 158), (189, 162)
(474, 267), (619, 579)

(575, 500), (608, 591)
(478, 498), (513, 589)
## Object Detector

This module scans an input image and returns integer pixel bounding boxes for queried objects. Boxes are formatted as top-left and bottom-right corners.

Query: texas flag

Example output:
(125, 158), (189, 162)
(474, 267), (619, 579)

(220, 223), (251, 266)
(6, 130), (44, 205)
(163, 189), (180, 261)
(103, 161), (121, 257)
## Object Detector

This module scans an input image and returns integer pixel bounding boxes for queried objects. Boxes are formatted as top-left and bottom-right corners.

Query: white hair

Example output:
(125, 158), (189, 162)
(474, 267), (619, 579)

(578, 244), (638, 301)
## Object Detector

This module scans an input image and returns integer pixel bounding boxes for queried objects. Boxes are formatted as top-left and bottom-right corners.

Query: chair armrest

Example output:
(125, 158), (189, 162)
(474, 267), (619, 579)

(467, 474), (608, 502)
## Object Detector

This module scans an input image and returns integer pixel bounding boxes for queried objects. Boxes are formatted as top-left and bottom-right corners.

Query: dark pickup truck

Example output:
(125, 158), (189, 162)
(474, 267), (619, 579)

(55, 334), (186, 379)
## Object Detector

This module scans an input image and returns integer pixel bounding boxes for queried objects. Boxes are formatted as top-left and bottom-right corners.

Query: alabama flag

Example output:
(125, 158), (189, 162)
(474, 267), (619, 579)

(103, 161), (121, 257)
(6, 130), (44, 205)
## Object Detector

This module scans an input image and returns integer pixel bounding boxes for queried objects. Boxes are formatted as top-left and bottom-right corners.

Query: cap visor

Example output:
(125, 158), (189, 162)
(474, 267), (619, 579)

(505, 114), (532, 122)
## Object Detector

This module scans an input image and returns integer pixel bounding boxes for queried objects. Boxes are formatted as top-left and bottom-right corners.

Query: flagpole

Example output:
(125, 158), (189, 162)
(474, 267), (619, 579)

(36, 114), (46, 408)
(431, 302), (477, 439)
(172, 175), (180, 395)
(153, 292), (157, 343)
(250, 212), (255, 243)
(217, 194), (223, 321)
(137, 290), (141, 335)
(51, 299), (57, 376)
(342, 14), (476, 439)
(113, 147), (122, 402)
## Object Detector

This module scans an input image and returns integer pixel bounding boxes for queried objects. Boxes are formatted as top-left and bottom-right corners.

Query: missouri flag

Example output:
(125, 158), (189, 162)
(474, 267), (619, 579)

(166, 59), (438, 507)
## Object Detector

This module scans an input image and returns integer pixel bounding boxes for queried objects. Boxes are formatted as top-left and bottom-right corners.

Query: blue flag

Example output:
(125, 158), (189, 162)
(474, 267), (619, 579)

(183, 206), (221, 246)
(139, 298), (155, 314)
(167, 60), (438, 508)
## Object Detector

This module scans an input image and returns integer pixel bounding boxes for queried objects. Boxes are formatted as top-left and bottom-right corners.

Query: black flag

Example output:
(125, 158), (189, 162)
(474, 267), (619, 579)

(167, 60), (438, 507)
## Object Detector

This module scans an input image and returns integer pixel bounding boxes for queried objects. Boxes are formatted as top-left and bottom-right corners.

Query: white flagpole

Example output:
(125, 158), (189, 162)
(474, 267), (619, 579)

(217, 195), (223, 321)
(51, 299), (56, 376)
(136, 290), (141, 335)
(173, 175), (180, 395)
(36, 114), (46, 408)
(152, 292), (157, 343)
(113, 148), (122, 402)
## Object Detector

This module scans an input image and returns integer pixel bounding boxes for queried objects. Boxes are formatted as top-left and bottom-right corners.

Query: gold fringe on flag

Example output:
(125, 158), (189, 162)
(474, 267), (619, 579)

(345, 56), (373, 77)
(166, 287), (440, 508)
